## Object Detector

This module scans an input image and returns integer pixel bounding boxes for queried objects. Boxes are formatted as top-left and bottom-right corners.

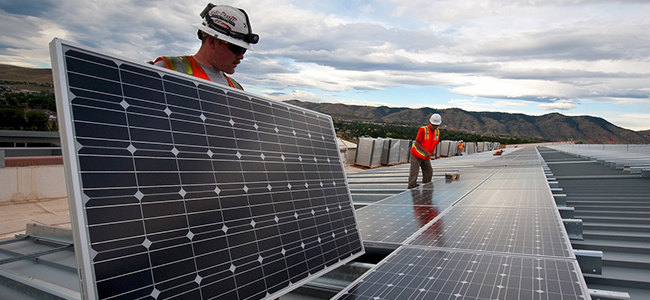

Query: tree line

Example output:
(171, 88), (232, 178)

(0, 88), (57, 131)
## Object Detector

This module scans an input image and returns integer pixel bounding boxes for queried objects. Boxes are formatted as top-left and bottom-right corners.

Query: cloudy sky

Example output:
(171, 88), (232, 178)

(1, 0), (649, 131)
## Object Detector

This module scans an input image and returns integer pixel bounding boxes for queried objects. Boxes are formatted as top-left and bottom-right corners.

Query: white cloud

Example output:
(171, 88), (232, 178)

(538, 101), (577, 111)
(0, 0), (649, 131)
(494, 100), (528, 108)
(263, 89), (330, 103)
(606, 113), (650, 131)
(447, 97), (532, 114)
(449, 76), (577, 100)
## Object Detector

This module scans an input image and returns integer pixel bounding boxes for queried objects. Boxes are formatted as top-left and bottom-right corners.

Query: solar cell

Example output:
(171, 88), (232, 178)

(454, 189), (557, 208)
(488, 167), (548, 180)
(356, 181), (477, 247)
(407, 207), (572, 258)
(477, 149), (543, 167)
(356, 203), (439, 247)
(334, 247), (590, 300)
(452, 171), (495, 181)
(50, 39), (363, 300)
(475, 178), (551, 190)
(371, 181), (478, 207)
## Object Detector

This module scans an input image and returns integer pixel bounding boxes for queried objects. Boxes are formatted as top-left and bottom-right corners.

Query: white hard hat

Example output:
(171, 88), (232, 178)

(192, 4), (259, 50)
(430, 113), (442, 125)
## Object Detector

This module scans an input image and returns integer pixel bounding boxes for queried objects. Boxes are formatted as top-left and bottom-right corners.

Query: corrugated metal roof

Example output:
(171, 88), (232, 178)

(540, 145), (650, 300)
(0, 225), (79, 300)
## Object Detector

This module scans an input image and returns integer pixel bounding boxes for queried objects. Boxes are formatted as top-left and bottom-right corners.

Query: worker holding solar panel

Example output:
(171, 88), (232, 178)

(152, 3), (258, 90)
(407, 114), (442, 189)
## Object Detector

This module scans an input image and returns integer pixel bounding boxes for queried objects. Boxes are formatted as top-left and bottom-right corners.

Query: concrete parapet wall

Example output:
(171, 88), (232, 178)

(0, 165), (67, 202)
(4, 156), (64, 167)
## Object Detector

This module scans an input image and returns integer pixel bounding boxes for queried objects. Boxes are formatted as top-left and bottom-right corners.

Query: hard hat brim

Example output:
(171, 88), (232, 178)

(192, 24), (254, 50)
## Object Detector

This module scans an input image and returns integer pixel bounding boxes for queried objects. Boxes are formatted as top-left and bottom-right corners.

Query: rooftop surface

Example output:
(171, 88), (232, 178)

(2, 144), (649, 300)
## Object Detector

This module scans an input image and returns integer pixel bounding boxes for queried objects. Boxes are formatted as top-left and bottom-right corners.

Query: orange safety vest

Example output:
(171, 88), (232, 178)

(153, 56), (243, 90)
(410, 125), (440, 160)
(458, 142), (465, 150)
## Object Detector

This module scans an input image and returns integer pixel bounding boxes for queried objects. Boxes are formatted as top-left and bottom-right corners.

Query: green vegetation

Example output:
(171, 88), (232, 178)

(0, 88), (57, 131)
(333, 119), (542, 145)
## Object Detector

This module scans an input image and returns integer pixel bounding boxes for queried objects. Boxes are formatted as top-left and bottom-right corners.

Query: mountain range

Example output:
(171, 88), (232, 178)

(285, 100), (650, 144)
(1, 64), (648, 144)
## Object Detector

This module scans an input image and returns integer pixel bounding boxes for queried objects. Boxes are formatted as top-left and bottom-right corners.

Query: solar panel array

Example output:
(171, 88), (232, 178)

(354, 162), (508, 248)
(337, 247), (586, 300)
(408, 206), (571, 257)
(335, 147), (591, 300)
(50, 39), (364, 300)
(355, 176), (490, 247)
(455, 189), (557, 208)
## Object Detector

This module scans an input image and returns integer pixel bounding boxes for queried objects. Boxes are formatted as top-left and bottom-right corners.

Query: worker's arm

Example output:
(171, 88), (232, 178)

(414, 140), (432, 157)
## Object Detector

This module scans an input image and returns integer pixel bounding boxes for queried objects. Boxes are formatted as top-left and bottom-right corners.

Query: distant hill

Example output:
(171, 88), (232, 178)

(1, 64), (648, 143)
(0, 64), (53, 84)
(640, 130), (650, 139)
(0, 64), (54, 93)
(286, 100), (650, 144)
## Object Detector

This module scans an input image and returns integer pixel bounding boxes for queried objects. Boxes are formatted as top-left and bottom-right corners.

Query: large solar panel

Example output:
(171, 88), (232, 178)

(356, 203), (439, 247)
(335, 247), (589, 300)
(407, 207), (573, 258)
(474, 178), (551, 190)
(488, 167), (548, 180)
(449, 168), (497, 181)
(474, 147), (542, 168)
(356, 176), (489, 248)
(50, 39), (363, 300)
(455, 189), (557, 208)
(369, 180), (481, 206)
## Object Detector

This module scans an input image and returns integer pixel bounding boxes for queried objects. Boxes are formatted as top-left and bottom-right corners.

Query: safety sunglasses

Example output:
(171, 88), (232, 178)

(228, 43), (247, 56)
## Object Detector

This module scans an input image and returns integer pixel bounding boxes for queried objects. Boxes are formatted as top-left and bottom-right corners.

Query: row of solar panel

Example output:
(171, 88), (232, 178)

(333, 147), (591, 300)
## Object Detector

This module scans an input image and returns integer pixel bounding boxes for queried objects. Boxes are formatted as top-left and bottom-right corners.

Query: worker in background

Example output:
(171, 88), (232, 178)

(152, 3), (259, 90)
(457, 140), (465, 156)
(408, 114), (442, 189)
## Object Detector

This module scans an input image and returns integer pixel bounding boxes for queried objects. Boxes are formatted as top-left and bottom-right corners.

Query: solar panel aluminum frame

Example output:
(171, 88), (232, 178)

(51, 39), (95, 299)
(50, 38), (364, 300)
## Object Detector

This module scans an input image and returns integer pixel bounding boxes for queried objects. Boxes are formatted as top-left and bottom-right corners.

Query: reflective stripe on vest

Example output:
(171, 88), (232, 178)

(224, 74), (243, 90)
(411, 126), (440, 160)
(153, 56), (243, 90)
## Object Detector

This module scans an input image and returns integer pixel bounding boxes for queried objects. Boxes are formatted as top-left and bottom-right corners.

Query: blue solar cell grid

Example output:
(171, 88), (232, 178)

(50, 39), (364, 300)
(336, 247), (588, 300)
